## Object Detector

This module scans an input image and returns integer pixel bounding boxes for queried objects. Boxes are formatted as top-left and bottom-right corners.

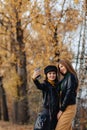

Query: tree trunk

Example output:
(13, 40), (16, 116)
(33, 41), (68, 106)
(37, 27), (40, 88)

(13, 14), (29, 124)
(0, 77), (9, 121)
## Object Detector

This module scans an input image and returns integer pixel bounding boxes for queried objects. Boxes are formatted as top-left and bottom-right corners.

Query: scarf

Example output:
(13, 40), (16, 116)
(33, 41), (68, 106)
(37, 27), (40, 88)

(48, 80), (55, 87)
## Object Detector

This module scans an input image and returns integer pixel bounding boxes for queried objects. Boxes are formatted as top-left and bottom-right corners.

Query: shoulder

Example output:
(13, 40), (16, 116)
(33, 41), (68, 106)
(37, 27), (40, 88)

(67, 73), (78, 86)
(62, 73), (77, 84)
(68, 73), (78, 81)
(66, 72), (76, 79)
(42, 80), (50, 87)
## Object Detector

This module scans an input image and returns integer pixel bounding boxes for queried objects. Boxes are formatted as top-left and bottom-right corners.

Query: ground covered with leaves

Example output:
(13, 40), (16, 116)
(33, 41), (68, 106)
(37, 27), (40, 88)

(0, 121), (33, 130)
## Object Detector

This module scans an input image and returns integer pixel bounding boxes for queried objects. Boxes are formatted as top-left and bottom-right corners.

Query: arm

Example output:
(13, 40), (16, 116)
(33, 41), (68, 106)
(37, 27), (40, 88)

(32, 70), (47, 91)
(60, 74), (77, 111)
(33, 79), (47, 91)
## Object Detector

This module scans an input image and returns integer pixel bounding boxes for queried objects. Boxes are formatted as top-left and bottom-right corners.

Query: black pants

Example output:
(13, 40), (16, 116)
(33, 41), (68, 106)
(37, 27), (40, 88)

(50, 111), (58, 130)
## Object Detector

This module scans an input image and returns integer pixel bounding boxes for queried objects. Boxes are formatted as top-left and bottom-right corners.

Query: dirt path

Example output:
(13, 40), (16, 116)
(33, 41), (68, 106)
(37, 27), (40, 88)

(0, 121), (33, 130)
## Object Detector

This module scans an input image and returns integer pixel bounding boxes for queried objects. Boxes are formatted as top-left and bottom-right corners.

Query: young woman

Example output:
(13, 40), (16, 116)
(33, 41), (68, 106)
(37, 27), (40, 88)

(32, 65), (60, 130)
(55, 59), (78, 130)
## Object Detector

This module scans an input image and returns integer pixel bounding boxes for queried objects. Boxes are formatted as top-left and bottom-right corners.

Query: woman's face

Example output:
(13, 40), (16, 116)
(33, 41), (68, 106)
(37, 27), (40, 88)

(59, 63), (67, 74)
(47, 71), (56, 81)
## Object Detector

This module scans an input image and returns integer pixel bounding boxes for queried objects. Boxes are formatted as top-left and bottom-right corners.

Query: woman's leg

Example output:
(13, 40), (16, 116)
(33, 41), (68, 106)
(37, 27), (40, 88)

(55, 105), (76, 130)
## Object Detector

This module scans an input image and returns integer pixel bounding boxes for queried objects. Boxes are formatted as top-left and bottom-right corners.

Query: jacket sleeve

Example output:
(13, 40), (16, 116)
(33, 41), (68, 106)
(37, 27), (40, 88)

(33, 79), (48, 91)
(60, 74), (77, 111)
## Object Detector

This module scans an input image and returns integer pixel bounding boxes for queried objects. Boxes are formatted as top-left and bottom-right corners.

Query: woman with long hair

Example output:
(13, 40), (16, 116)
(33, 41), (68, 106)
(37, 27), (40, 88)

(55, 59), (78, 130)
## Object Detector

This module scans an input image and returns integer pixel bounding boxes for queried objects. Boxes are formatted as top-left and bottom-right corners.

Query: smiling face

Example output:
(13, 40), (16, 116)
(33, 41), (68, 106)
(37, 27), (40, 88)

(59, 63), (67, 74)
(47, 71), (57, 81)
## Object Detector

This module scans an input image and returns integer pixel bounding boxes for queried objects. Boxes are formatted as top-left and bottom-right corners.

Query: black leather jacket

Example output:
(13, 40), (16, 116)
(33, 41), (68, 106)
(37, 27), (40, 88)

(59, 72), (78, 112)
(33, 79), (59, 115)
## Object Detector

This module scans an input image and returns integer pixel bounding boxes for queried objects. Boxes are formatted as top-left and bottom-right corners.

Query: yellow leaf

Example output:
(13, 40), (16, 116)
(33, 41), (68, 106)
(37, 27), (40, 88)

(74, 0), (79, 4)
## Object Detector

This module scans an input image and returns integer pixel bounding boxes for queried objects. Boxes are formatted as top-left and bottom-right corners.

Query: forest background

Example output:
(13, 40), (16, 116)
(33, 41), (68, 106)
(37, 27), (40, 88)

(0, 0), (87, 130)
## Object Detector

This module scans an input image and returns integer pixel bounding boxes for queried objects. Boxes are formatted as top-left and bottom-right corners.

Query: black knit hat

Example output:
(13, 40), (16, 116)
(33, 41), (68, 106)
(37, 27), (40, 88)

(44, 65), (57, 75)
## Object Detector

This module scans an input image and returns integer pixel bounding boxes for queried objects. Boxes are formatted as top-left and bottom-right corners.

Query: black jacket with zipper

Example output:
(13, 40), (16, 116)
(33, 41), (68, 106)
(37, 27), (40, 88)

(59, 72), (78, 112)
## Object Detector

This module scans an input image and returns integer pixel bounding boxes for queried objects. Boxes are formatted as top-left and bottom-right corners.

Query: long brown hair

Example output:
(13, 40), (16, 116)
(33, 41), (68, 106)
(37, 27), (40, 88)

(58, 59), (78, 78)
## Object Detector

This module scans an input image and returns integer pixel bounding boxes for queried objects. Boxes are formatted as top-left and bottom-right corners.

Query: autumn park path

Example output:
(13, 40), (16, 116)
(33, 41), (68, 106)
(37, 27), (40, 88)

(0, 121), (33, 130)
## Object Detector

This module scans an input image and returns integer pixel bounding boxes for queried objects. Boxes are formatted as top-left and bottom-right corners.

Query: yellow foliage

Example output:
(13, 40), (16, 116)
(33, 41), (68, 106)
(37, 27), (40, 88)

(53, 42), (73, 62)
(0, 0), (84, 96)
(3, 67), (21, 98)
(74, 0), (79, 4)
(0, 50), (7, 56)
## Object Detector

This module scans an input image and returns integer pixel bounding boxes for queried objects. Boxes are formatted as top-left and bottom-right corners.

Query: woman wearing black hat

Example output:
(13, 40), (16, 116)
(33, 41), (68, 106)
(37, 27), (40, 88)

(32, 65), (60, 130)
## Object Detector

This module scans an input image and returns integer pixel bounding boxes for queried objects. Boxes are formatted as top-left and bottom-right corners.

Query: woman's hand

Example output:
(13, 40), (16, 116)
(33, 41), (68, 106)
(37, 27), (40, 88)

(32, 69), (41, 80)
(57, 111), (63, 120)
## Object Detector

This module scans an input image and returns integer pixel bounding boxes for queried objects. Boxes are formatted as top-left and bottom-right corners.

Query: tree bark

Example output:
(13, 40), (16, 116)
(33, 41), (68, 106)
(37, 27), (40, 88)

(13, 13), (29, 124)
(0, 77), (9, 121)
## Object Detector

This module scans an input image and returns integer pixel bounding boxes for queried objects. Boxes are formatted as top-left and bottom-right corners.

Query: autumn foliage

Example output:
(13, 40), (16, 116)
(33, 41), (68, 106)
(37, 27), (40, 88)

(0, 0), (86, 129)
